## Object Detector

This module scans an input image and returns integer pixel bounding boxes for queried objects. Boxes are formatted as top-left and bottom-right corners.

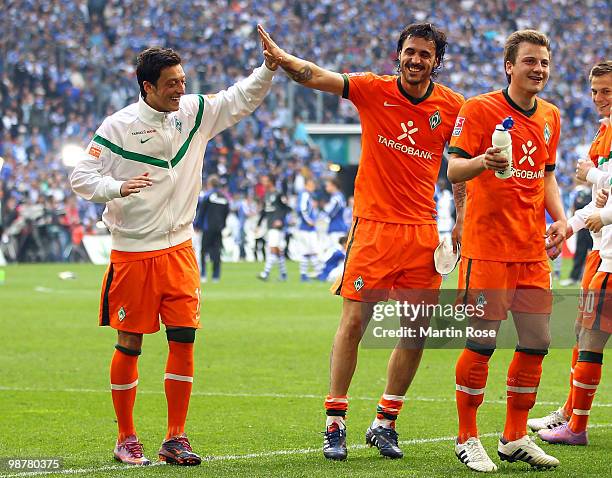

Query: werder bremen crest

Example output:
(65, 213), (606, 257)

(429, 110), (441, 130)
(543, 122), (551, 144)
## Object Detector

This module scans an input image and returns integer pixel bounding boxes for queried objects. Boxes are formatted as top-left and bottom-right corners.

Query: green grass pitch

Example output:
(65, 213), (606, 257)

(0, 260), (609, 477)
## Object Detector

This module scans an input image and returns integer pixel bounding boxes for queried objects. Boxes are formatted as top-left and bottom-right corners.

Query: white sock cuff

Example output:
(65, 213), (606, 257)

(382, 394), (405, 402)
(164, 373), (193, 383)
(111, 379), (138, 390)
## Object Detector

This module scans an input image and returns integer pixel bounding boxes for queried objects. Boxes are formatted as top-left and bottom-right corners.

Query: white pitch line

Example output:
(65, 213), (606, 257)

(0, 386), (610, 408)
(2, 425), (611, 477)
(0, 462), (167, 477)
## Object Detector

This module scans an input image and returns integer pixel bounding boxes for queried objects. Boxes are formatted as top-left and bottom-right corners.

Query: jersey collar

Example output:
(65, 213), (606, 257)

(396, 77), (434, 105)
(502, 88), (537, 117)
(138, 96), (169, 127)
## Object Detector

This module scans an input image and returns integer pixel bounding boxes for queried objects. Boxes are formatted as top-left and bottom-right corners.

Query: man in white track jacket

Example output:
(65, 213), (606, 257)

(71, 45), (277, 466)
(533, 61), (612, 447)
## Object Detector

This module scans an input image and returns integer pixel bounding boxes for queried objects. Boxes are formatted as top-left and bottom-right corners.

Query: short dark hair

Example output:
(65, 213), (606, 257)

(396, 23), (447, 78)
(590, 60), (612, 81)
(136, 47), (182, 99)
(503, 30), (551, 84)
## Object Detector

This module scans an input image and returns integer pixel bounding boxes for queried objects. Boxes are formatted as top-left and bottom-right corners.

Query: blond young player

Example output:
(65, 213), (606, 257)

(535, 61), (612, 446)
(447, 30), (565, 471)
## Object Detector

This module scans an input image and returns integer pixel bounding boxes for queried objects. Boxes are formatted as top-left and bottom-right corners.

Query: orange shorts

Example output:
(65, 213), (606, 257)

(582, 271), (612, 334)
(577, 250), (601, 323)
(332, 218), (441, 302)
(457, 258), (552, 321)
(99, 240), (201, 334)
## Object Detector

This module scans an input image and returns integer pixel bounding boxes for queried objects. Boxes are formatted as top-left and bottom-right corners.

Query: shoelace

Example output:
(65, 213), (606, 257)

(174, 436), (193, 452)
(546, 410), (564, 422)
(323, 428), (342, 446)
(125, 441), (144, 458)
(523, 435), (545, 453)
(465, 439), (487, 462)
(384, 428), (399, 445)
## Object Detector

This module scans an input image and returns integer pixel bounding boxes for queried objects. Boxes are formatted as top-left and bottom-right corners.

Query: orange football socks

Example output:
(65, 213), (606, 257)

(164, 341), (194, 439)
(110, 346), (140, 442)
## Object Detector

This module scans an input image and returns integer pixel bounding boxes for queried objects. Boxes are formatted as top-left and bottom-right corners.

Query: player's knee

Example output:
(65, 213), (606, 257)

(340, 322), (363, 343)
(466, 318), (499, 349)
(518, 335), (551, 351)
(117, 331), (143, 351)
(166, 327), (197, 343)
(578, 328), (609, 351)
(339, 308), (367, 342)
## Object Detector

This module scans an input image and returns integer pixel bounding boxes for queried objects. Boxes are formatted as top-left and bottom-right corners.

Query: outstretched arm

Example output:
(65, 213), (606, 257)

(258, 24), (344, 96)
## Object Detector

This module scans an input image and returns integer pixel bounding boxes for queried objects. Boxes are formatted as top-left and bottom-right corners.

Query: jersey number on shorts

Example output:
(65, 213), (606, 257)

(580, 289), (595, 314)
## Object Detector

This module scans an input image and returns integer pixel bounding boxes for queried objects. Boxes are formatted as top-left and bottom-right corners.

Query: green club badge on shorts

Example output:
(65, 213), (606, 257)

(354, 276), (364, 292)
(118, 307), (126, 322)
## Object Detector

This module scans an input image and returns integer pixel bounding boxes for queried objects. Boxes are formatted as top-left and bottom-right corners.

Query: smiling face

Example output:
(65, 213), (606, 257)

(505, 42), (550, 95)
(143, 64), (186, 112)
(398, 36), (438, 87)
(591, 73), (612, 118)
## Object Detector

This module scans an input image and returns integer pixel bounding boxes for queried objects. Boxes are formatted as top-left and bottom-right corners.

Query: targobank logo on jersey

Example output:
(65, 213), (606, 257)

(513, 139), (544, 179)
(519, 140), (537, 166)
(397, 121), (418, 144)
(376, 120), (433, 160)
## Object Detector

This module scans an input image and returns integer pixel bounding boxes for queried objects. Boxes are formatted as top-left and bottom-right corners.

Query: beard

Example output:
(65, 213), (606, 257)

(401, 64), (431, 85)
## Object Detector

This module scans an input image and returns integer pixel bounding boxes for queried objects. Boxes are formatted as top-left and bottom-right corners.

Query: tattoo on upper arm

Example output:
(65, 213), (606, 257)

(452, 182), (466, 209)
(284, 65), (313, 83)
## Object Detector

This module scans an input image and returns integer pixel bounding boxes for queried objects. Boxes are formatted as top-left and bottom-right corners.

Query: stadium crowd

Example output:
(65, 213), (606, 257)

(0, 0), (610, 262)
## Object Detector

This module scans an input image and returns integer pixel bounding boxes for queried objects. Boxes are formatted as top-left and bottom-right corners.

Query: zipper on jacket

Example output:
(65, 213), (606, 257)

(163, 114), (177, 246)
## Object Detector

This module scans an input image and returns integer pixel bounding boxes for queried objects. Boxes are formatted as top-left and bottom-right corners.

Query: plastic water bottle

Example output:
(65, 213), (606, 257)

(492, 116), (514, 180)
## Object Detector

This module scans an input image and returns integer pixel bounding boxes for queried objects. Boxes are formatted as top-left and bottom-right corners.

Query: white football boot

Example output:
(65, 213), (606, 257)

(497, 435), (559, 469)
(527, 407), (568, 432)
(455, 437), (498, 472)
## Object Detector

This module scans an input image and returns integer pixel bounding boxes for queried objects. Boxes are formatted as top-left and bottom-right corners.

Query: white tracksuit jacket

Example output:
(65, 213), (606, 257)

(71, 63), (275, 252)
(568, 118), (612, 253)
(592, 118), (612, 272)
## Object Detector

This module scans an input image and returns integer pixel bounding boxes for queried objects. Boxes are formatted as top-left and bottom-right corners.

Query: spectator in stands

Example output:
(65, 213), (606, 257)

(0, 1), (610, 262)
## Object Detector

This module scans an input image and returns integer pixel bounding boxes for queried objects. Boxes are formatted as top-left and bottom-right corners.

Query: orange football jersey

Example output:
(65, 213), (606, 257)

(448, 89), (561, 262)
(589, 121), (612, 166)
(343, 73), (464, 224)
